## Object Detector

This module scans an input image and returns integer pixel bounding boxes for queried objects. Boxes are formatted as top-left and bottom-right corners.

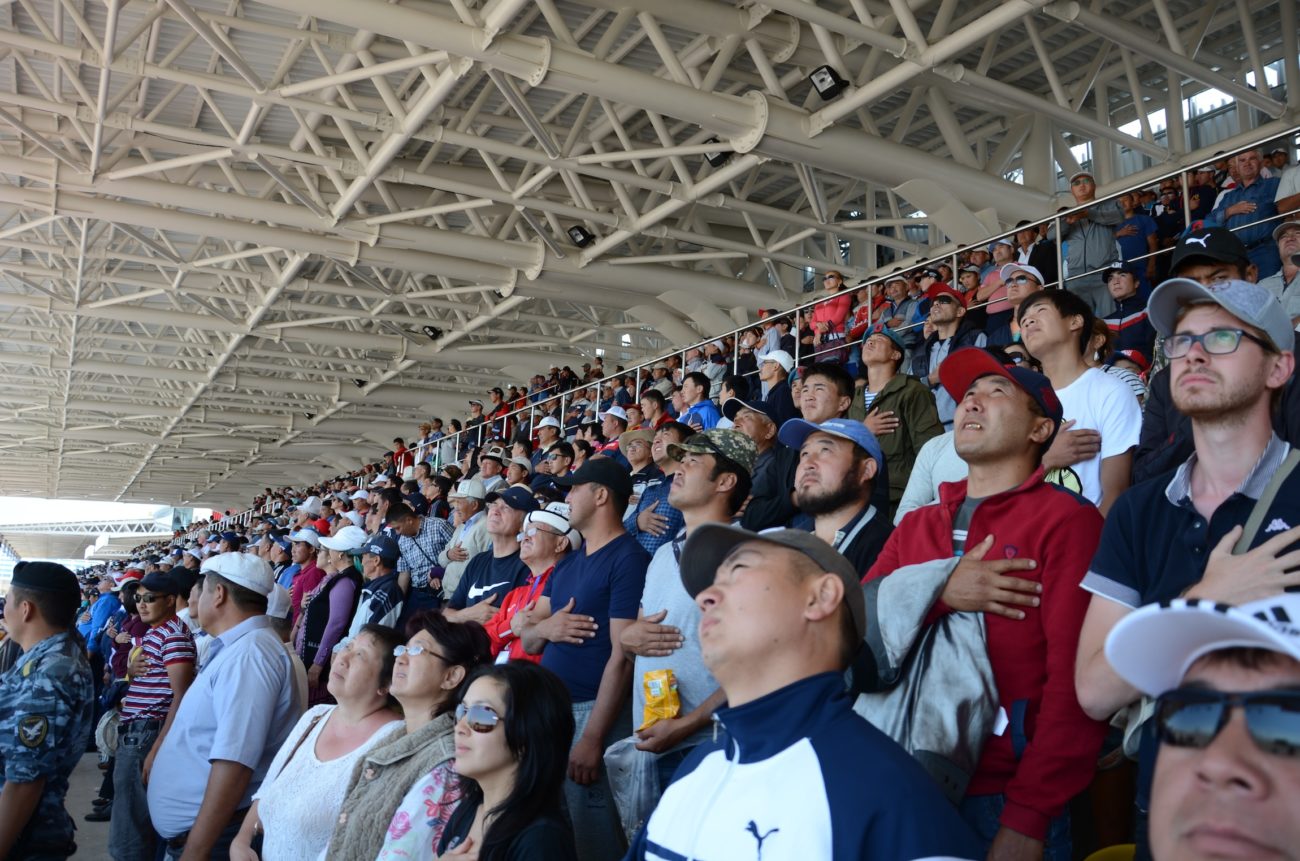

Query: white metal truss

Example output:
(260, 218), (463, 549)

(0, 517), (170, 535)
(0, 0), (1294, 509)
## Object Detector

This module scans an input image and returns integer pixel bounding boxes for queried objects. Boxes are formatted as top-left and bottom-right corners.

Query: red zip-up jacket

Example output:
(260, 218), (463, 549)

(482, 566), (554, 664)
(863, 467), (1106, 840)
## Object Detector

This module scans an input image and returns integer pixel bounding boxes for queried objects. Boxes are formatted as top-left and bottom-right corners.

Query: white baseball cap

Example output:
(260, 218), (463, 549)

(296, 496), (323, 516)
(319, 525), (369, 552)
(200, 553), (276, 597)
(266, 584), (293, 620)
(449, 478), (486, 501)
(999, 262), (1045, 285)
(288, 528), (321, 548)
(598, 405), (629, 423)
(537, 416), (562, 430)
(344, 510), (365, 528)
(1106, 595), (1300, 696)
(349, 489), (369, 501)
(761, 350), (795, 373)
(525, 502), (582, 550)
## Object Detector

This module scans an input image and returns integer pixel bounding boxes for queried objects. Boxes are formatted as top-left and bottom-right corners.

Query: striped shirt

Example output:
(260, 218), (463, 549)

(121, 616), (196, 724)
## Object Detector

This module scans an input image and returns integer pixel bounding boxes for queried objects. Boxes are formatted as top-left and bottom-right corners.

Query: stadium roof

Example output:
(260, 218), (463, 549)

(0, 0), (1293, 505)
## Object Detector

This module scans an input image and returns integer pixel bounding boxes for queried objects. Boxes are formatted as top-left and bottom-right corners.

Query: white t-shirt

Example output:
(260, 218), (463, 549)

(1051, 368), (1142, 507)
(254, 705), (401, 861)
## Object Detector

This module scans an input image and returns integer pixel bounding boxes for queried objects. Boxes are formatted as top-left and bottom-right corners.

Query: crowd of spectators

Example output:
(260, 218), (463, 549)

(2, 139), (1299, 861)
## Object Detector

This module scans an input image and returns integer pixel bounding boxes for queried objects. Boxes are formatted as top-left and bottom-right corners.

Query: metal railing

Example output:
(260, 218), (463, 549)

(179, 125), (1297, 535)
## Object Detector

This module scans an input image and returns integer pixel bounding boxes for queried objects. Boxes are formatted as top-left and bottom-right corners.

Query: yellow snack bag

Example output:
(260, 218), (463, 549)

(638, 669), (681, 732)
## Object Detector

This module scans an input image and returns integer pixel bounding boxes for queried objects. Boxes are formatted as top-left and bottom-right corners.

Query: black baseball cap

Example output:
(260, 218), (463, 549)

(1169, 227), (1250, 274)
(680, 525), (866, 642)
(721, 397), (778, 424)
(551, 457), (634, 499)
(140, 571), (184, 596)
(484, 485), (541, 513)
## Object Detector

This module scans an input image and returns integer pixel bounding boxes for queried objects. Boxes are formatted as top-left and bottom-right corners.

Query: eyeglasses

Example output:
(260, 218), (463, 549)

(456, 702), (503, 733)
(135, 593), (168, 605)
(1156, 688), (1300, 757)
(822, 274), (840, 281)
(520, 526), (562, 540)
(1162, 328), (1275, 359)
(392, 644), (450, 661)
(1008, 275), (1039, 285)
(931, 296), (958, 305)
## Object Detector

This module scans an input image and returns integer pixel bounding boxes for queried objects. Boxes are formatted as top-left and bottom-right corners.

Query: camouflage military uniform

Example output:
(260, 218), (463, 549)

(0, 630), (94, 859)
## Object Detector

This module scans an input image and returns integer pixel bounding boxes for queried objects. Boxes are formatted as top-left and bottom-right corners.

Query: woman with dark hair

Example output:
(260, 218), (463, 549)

(230, 624), (403, 861)
(332, 614), (492, 861)
(571, 439), (593, 469)
(438, 663), (576, 860)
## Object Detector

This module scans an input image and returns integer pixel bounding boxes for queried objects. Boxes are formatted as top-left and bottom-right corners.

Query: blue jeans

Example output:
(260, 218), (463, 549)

(566, 699), (631, 861)
(110, 719), (161, 861)
(959, 793), (1072, 861)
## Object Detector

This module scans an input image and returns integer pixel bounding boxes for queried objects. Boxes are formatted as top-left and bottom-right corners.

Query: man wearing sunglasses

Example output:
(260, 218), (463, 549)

(923, 282), (987, 429)
(1104, 595), (1300, 860)
(109, 571), (196, 861)
(1076, 276), (1298, 858)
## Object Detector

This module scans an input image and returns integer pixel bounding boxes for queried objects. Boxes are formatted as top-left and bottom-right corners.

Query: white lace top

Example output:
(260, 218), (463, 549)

(254, 704), (402, 861)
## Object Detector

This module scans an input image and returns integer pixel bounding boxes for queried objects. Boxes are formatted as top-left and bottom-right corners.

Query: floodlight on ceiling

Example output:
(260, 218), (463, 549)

(567, 225), (596, 248)
(352, 379), (367, 389)
(703, 137), (730, 168)
(809, 65), (849, 100)
(421, 324), (444, 340)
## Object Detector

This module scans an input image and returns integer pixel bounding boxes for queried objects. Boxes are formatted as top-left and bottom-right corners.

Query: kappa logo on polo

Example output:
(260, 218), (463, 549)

(1264, 518), (1292, 533)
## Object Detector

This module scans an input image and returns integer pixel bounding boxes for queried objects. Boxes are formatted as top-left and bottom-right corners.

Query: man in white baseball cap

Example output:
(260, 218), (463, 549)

(1106, 595), (1300, 861)
(533, 415), (563, 467)
(757, 350), (798, 426)
(148, 553), (301, 857)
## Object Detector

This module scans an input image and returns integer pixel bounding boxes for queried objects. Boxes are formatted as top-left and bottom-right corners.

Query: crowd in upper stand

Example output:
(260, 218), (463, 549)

(2, 139), (1300, 861)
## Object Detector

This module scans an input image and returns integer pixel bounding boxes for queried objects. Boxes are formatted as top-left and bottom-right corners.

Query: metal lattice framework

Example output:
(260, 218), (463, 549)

(0, 0), (1295, 507)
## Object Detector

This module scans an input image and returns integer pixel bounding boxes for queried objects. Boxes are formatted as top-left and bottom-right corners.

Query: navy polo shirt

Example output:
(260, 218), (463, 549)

(1084, 435), (1300, 608)
(541, 532), (649, 702)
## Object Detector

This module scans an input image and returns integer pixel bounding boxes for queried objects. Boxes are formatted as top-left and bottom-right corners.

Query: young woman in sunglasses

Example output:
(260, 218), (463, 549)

(329, 614), (492, 861)
(438, 662), (577, 860)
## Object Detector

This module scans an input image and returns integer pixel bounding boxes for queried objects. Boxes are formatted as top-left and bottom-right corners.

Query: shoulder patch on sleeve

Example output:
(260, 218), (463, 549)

(18, 714), (49, 748)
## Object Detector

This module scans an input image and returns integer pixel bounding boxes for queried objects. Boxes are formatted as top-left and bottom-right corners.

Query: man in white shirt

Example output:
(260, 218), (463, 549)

(1018, 288), (1141, 515)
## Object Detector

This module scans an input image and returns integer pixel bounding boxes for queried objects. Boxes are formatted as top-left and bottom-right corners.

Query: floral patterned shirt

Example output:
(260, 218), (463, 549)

(374, 761), (463, 861)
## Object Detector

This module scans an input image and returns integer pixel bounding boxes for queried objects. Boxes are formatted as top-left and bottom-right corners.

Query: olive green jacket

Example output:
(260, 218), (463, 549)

(850, 374), (944, 507)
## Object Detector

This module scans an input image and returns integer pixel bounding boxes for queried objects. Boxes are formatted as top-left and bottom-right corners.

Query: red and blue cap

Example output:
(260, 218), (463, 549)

(939, 348), (1063, 446)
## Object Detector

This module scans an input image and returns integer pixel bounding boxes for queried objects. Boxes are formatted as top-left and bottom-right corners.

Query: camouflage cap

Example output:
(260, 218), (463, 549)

(667, 429), (757, 475)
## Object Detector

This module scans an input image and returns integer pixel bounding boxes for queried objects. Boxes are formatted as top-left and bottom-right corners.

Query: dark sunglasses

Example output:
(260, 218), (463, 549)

(135, 593), (169, 605)
(1156, 688), (1300, 757)
(456, 702), (503, 733)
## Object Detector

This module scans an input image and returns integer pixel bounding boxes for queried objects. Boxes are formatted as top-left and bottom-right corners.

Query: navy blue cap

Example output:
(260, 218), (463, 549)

(485, 485), (541, 513)
(778, 417), (884, 465)
(358, 533), (401, 566)
(220, 531), (241, 543)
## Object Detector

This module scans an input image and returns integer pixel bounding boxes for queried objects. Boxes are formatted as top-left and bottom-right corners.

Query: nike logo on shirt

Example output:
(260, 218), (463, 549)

(467, 581), (508, 601)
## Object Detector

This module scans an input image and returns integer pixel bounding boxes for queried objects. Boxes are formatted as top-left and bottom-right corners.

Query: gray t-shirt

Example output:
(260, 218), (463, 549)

(631, 536), (718, 754)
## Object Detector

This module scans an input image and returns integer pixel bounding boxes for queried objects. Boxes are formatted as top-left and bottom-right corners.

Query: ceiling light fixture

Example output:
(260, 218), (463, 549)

(567, 225), (595, 247)
(809, 65), (849, 100)
(703, 137), (730, 168)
